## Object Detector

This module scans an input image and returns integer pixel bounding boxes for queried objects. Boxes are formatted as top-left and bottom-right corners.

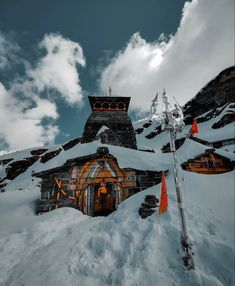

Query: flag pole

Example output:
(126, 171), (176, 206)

(162, 89), (194, 270)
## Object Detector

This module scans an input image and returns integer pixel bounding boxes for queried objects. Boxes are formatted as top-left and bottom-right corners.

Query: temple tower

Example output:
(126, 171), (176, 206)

(81, 95), (137, 149)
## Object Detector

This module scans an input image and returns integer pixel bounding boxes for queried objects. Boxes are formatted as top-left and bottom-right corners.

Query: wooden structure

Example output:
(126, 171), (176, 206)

(182, 149), (234, 174)
(81, 96), (137, 149)
(34, 147), (163, 216)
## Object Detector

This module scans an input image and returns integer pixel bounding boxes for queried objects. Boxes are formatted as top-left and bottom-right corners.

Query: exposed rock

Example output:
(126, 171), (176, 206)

(145, 126), (163, 139)
(154, 125), (163, 135)
(0, 158), (13, 166)
(139, 194), (159, 219)
(62, 137), (81, 151)
(40, 148), (62, 164)
(0, 186), (6, 191)
(183, 66), (235, 124)
(30, 148), (48, 156)
(143, 121), (152, 128)
(196, 104), (229, 124)
(162, 138), (186, 153)
(145, 195), (159, 204)
(145, 132), (158, 139)
(155, 126), (162, 132)
(190, 136), (235, 149)
(212, 112), (235, 129)
(135, 127), (144, 134)
(0, 178), (7, 189)
(138, 149), (155, 153)
(6, 156), (39, 180)
(138, 207), (155, 219)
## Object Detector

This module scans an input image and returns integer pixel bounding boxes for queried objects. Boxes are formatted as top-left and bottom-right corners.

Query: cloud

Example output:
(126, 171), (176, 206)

(0, 32), (21, 70)
(99, 0), (234, 112)
(0, 33), (86, 151)
(0, 32), (12, 69)
(28, 34), (86, 104)
(0, 83), (59, 150)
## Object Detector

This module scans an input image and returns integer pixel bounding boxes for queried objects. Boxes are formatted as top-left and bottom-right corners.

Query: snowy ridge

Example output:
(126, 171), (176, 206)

(133, 103), (235, 154)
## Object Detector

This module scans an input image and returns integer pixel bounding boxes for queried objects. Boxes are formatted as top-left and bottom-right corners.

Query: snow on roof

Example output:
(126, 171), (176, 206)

(34, 142), (169, 174)
(176, 138), (235, 163)
(96, 125), (109, 135)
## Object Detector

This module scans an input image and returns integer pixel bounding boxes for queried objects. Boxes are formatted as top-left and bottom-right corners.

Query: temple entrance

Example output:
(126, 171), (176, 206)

(82, 181), (124, 217)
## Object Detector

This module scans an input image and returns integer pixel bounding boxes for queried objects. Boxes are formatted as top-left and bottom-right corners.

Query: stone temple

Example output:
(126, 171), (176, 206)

(81, 95), (137, 149)
(34, 92), (165, 216)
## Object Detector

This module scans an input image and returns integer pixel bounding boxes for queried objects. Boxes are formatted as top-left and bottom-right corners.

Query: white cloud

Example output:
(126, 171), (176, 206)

(0, 33), (86, 151)
(0, 32), (21, 70)
(100, 0), (234, 112)
(0, 32), (11, 69)
(28, 34), (86, 105)
(0, 83), (59, 150)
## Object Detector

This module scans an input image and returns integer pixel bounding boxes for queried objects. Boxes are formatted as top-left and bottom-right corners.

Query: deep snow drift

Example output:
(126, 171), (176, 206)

(0, 169), (234, 286)
(0, 106), (234, 286)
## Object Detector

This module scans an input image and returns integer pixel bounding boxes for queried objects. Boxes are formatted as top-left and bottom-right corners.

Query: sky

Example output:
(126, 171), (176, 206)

(0, 0), (234, 151)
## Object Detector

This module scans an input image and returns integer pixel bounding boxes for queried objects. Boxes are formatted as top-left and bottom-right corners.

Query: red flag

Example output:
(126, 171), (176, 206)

(159, 173), (168, 215)
(191, 119), (199, 136)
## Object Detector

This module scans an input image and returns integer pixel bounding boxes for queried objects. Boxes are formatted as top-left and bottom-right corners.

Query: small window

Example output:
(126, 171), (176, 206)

(128, 176), (135, 181)
(110, 102), (117, 109)
(94, 102), (101, 109)
(102, 102), (109, 109)
(117, 102), (125, 109)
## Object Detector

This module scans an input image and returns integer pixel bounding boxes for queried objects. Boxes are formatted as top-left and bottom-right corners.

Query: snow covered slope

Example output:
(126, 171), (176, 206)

(0, 123), (234, 286)
(0, 67), (234, 285)
(134, 102), (235, 153)
(0, 167), (234, 286)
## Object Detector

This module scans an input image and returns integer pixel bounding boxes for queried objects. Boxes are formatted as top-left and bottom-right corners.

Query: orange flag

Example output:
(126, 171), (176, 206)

(191, 119), (199, 136)
(159, 173), (168, 215)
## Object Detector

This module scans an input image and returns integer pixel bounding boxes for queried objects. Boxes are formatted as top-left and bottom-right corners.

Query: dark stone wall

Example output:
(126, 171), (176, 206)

(132, 170), (163, 193)
(81, 111), (137, 149)
(36, 170), (77, 214)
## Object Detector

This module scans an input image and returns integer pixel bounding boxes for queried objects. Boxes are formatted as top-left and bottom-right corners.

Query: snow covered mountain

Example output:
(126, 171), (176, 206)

(0, 67), (234, 286)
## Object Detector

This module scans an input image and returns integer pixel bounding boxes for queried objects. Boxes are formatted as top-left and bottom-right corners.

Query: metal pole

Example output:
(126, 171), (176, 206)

(169, 129), (194, 270)
(162, 89), (194, 270)
(169, 131), (188, 242)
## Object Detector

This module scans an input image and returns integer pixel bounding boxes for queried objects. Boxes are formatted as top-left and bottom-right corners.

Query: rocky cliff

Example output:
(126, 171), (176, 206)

(183, 66), (235, 125)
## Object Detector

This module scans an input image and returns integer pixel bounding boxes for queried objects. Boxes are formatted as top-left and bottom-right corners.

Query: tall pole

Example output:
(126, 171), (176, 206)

(162, 90), (194, 270)
(170, 131), (188, 242)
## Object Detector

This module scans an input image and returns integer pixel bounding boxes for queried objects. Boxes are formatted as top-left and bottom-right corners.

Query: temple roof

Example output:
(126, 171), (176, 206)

(88, 96), (131, 112)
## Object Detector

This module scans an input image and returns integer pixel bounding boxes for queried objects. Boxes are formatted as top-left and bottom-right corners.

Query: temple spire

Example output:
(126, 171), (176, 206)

(109, 86), (112, 96)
